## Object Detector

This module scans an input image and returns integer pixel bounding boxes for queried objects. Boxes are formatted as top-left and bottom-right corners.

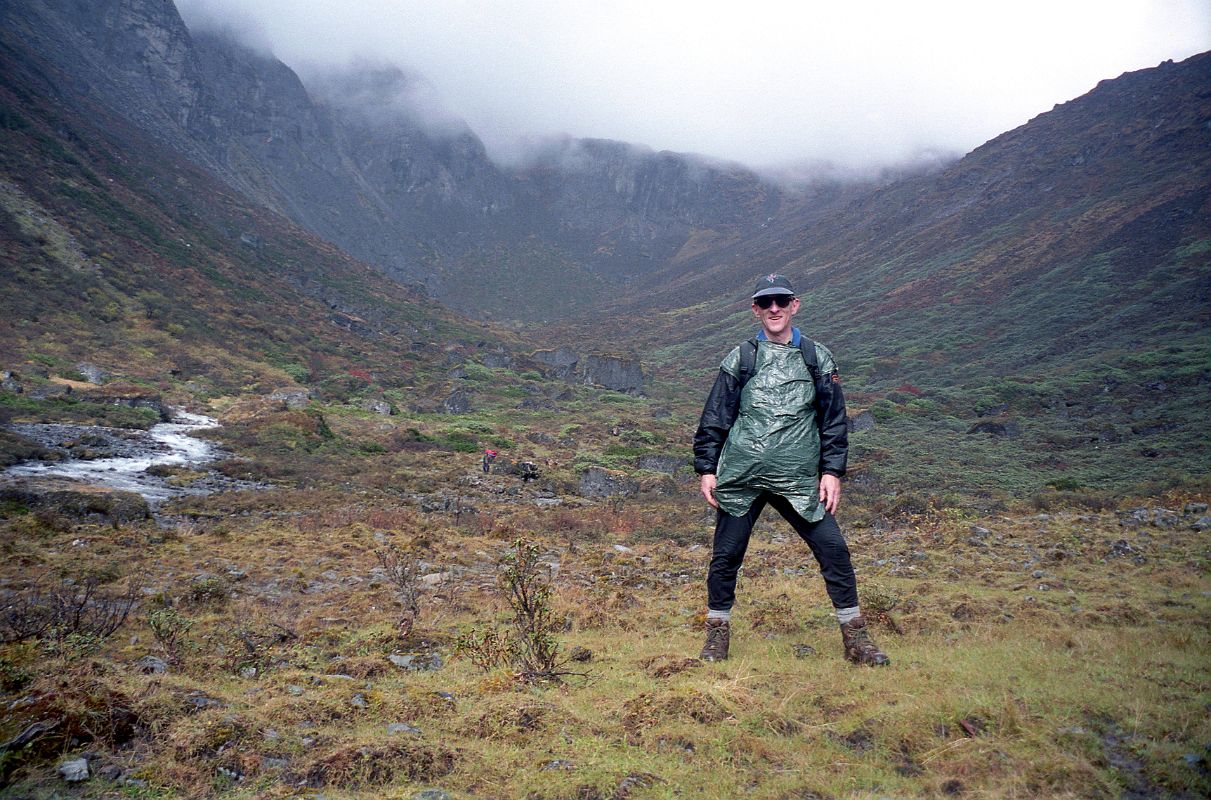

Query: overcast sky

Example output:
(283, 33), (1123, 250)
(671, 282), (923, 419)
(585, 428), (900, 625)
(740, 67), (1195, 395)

(177, 0), (1210, 171)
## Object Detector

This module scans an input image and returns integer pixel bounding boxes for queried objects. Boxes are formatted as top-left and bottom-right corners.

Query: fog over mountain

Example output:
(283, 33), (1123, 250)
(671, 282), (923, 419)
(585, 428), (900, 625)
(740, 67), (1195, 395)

(176, 0), (1211, 171)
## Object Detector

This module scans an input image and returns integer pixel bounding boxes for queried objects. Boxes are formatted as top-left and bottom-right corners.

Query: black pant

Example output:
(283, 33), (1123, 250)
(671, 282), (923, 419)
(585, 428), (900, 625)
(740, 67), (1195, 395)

(707, 492), (858, 611)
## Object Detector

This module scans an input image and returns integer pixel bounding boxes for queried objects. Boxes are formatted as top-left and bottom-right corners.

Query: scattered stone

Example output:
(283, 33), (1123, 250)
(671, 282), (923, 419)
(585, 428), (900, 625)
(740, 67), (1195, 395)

(411, 790), (451, 800)
(388, 722), (422, 735)
(613, 544), (634, 554)
(389, 652), (444, 672)
(792, 644), (817, 659)
(136, 655), (169, 674)
(1107, 540), (1136, 558)
(58, 757), (89, 782)
(286, 684), (305, 696)
(262, 756), (289, 770)
(350, 694), (368, 709)
(187, 694), (222, 711)
(1184, 502), (1208, 515)
(1191, 517), (1211, 531)
(568, 646), (593, 662)
(969, 525), (991, 537)
(216, 765), (243, 782)
(541, 759), (575, 770)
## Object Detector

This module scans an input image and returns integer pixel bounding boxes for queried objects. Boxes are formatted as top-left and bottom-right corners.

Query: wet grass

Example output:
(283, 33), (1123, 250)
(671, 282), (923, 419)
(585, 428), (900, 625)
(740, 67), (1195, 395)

(0, 484), (1207, 799)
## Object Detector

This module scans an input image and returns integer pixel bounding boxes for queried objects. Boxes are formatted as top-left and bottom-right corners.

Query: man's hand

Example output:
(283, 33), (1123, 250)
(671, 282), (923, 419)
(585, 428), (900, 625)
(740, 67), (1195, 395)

(819, 473), (842, 515)
(700, 473), (720, 509)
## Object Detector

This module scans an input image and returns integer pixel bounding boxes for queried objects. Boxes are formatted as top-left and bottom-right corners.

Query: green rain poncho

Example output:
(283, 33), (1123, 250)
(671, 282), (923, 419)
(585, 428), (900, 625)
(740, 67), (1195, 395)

(712, 339), (838, 522)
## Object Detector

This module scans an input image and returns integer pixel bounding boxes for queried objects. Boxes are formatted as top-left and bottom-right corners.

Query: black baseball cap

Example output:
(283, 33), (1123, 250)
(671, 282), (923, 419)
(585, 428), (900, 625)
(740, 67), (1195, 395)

(752, 273), (795, 299)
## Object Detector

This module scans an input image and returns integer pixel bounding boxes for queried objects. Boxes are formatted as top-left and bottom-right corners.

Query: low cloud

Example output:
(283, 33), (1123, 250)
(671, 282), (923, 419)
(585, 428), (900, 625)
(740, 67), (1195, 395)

(177, 0), (1211, 171)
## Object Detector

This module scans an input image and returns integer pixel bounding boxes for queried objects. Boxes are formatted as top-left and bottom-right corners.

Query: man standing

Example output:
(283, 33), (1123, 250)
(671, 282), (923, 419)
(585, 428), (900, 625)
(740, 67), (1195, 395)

(692, 274), (889, 666)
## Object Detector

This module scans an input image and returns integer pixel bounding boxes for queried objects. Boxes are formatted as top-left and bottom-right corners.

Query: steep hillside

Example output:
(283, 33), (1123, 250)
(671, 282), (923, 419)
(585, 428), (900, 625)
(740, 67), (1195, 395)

(0, 0), (788, 319)
(589, 53), (1211, 499)
(0, 34), (519, 400)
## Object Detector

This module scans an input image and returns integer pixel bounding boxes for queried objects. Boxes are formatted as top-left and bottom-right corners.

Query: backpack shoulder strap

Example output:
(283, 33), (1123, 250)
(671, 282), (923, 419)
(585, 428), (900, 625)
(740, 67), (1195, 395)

(798, 336), (820, 383)
(737, 338), (759, 388)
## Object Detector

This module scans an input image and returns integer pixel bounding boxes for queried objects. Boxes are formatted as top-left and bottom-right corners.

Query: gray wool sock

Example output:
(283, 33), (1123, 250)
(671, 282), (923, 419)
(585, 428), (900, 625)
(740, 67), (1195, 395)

(707, 609), (732, 622)
(835, 606), (861, 625)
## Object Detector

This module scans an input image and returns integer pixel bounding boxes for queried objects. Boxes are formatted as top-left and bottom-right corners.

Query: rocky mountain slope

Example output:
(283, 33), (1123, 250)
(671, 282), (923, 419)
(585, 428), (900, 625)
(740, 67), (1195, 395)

(0, 0), (785, 319)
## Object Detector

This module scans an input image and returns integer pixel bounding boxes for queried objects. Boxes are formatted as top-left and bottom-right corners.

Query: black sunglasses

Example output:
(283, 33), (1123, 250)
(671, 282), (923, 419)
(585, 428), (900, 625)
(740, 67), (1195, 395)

(754, 294), (795, 309)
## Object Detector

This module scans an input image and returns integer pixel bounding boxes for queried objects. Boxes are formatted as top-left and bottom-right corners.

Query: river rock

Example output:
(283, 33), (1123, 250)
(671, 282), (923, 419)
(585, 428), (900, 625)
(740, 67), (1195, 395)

(0, 480), (151, 524)
(1, 370), (22, 393)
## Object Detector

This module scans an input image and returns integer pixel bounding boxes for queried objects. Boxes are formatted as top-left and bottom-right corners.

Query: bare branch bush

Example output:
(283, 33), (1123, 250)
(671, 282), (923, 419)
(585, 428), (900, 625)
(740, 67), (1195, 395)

(452, 625), (515, 673)
(375, 544), (421, 639)
(1, 573), (141, 646)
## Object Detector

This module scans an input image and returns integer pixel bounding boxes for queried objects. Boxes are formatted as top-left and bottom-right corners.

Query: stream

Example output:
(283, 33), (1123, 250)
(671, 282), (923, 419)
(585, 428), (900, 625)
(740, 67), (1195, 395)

(3, 411), (242, 506)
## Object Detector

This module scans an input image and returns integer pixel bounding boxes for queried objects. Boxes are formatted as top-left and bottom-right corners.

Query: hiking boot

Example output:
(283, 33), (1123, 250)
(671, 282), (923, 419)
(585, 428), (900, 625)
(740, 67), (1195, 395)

(699, 618), (730, 661)
(840, 615), (890, 666)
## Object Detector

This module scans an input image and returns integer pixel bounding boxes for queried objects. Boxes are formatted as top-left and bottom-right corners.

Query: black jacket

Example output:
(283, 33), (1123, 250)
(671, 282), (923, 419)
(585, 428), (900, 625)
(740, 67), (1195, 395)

(692, 355), (848, 478)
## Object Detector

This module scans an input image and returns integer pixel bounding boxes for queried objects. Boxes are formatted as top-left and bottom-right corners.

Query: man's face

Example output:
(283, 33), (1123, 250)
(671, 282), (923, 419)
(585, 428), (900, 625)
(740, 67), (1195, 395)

(752, 294), (799, 340)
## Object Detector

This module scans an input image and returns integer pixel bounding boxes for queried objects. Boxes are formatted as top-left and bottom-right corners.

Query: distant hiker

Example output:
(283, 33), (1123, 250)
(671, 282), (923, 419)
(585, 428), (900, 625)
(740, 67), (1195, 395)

(692, 274), (889, 666)
(519, 461), (539, 482)
(482, 448), (497, 474)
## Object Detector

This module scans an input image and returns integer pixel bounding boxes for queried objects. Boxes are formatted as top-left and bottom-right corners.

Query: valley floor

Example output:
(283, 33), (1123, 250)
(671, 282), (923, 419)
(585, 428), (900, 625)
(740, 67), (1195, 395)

(1, 482), (1208, 799)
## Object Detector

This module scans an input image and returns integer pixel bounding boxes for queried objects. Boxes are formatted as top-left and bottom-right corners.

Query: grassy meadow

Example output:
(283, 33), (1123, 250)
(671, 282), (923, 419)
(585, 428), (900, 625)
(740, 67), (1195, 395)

(1, 390), (1208, 800)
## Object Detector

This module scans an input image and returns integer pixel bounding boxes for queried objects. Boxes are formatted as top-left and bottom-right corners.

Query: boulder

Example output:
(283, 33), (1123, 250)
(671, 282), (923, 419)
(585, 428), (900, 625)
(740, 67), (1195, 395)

(967, 420), (1019, 438)
(58, 757), (90, 782)
(270, 388), (312, 410)
(1, 370), (23, 393)
(581, 355), (645, 395)
(359, 398), (394, 415)
(75, 362), (108, 384)
(479, 352), (513, 369)
(579, 466), (639, 498)
(532, 347), (580, 380)
(78, 388), (170, 421)
(848, 410), (876, 433)
(636, 455), (685, 475)
(442, 391), (470, 414)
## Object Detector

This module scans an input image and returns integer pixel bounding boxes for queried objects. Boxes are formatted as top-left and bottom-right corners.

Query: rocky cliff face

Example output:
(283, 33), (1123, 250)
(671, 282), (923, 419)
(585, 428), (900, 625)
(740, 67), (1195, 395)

(0, 0), (787, 312)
